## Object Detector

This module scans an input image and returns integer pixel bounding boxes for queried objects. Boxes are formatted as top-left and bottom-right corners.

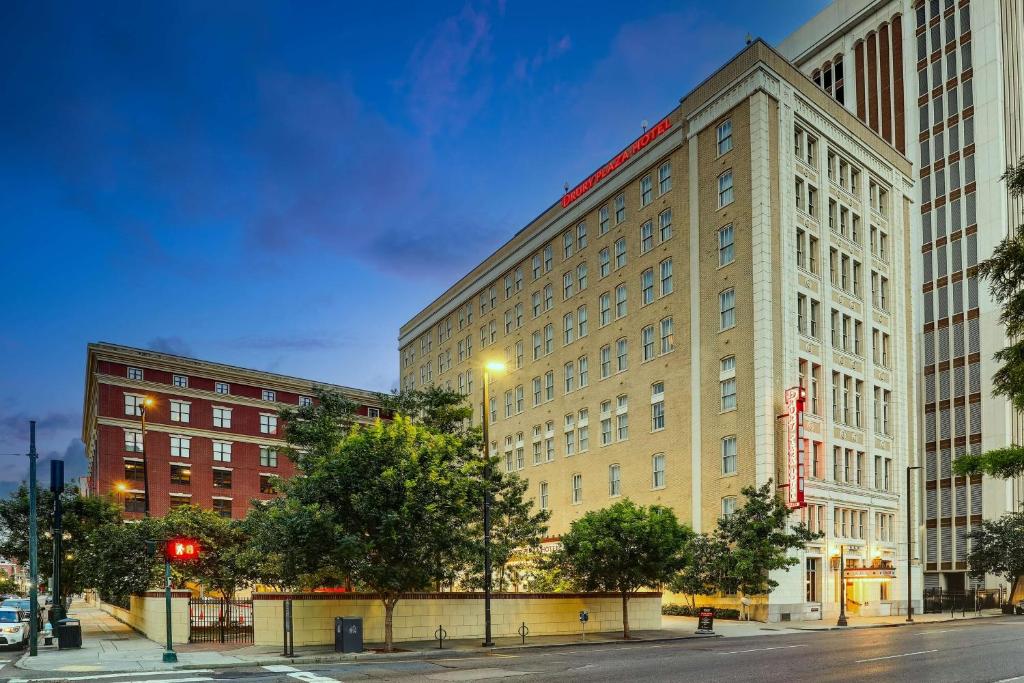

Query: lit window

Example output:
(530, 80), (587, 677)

(212, 468), (232, 489)
(260, 475), (275, 494)
(170, 464), (191, 486)
(213, 498), (232, 518)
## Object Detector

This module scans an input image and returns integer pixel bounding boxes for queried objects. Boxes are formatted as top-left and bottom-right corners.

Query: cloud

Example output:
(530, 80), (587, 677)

(401, 3), (494, 135)
(0, 412), (79, 446)
(37, 439), (89, 486)
(512, 34), (572, 84)
(227, 334), (348, 352)
(147, 336), (193, 357)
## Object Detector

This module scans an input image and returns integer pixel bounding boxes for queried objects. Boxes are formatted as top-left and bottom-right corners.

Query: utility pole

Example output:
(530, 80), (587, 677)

(50, 459), (65, 624)
(906, 465), (922, 622)
(28, 421), (39, 657)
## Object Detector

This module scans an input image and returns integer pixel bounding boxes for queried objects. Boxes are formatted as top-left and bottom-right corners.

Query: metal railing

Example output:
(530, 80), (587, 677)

(188, 598), (254, 644)
(922, 587), (1006, 614)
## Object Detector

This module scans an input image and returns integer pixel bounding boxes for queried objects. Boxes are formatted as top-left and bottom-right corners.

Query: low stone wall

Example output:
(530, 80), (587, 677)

(253, 592), (662, 646)
(100, 591), (191, 644)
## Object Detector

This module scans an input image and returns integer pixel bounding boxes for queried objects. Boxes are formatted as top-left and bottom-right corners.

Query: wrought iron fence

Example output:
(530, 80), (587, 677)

(923, 587), (1006, 614)
(188, 597), (253, 644)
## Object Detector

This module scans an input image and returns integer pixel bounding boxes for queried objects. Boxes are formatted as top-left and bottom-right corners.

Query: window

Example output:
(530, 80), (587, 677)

(260, 446), (278, 467)
(609, 464), (621, 496)
(659, 209), (672, 241)
(124, 430), (142, 453)
(652, 454), (666, 488)
(563, 272), (574, 300)
(660, 317), (675, 353)
(578, 355), (589, 387)
(599, 248), (610, 277)
(717, 119), (733, 155)
(660, 258), (673, 295)
(642, 326), (656, 361)
(515, 385), (524, 413)
(260, 475), (275, 494)
(563, 312), (575, 345)
(641, 269), (654, 305)
(168, 495), (191, 509)
(577, 305), (588, 337)
(213, 441), (232, 462)
(212, 468), (232, 489)
(260, 414), (278, 435)
(651, 382), (664, 430)
(720, 289), (736, 329)
(124, 461), (145, 482)
(212, 498), (232, 518)
(127, 367), (143, 381)
(544, 323), (554, 354)
(572, 473), (583, 503)
(544, 284), (554, 310)
(658, 161), (672, 194)
(615, 284), (628, 318)
(640, 175), (653, 207)
(577, 263), (588, 291)
(170, 436), (190, 458)
(614, 193), (625, 223)
(564, 362), (575, 393)
(213, 407), (232, 428)
(600, 401), (613, 445)
(563, 231), (574, 259)
(722, 497), (737, 517)
(577, 221), (587, 249)
(718, 170), (734, 207)
(599, 205), (610, 234)
(722, 436), (737, 474)
(721, 378), (737, 411)
(564, 415), (576, 456)
(718, 225), (734, 266)
(532, 377), (542, 406)
(504, 390), (513, 419)
(614, 238), (627, 269)
(599, 292), (611, 325)
(170, 400), (190, 423)
(172, 374), (188, 388)
(170, 464), (191, 486)
(544, 244), (553, 272)
(616, 395), (629, 441)
(262, 389), (276, 402)
(545, 371), (554, 400)
(539, 482), (549, 510)
(532, 254), (542, 280)
(616, 338), (629, 372)
(124, 394), (143, 416)
(640, 221), (653, 253)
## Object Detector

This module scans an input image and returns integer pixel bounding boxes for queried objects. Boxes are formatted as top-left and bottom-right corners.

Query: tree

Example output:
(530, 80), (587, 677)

(378, 386), (475, 441)
(954, 158), (1024, 478)
(713, 482), (820, 605)
(966, 512), (1024, 597)
(279, 386), (358, 469)
(555, 500), (691, 638)
(279, 417), (478, 651)
(0, 575), (20, 596)
(161, 505), (254, 597)
(669, 534), (730, 608)
(79, 517), (164, 607)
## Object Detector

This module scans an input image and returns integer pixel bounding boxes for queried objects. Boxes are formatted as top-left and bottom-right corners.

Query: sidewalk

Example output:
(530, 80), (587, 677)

(14, 604), (1007, 675)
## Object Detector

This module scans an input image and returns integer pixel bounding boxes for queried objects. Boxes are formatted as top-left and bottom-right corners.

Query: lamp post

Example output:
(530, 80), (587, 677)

(837, 544), (848, 627)
(28, 420), (39, 657)
(906, 464), (922, 622)
(139, 397), (155, 517)
(114, 482), (127, 508)
(480, 360), (505, 648)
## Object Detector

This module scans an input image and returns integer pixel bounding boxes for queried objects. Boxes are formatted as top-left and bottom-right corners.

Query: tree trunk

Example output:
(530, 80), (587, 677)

(621, 592), (631, 639)
(382, 595), (398, 653)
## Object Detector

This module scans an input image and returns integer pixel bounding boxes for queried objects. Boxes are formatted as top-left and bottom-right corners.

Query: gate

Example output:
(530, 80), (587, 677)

(923, 587), (1006, 614)
(189, 597), (253, 644)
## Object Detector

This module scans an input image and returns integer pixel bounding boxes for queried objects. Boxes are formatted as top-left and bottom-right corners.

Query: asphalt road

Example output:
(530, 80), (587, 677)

(6, 617), (1024, 682)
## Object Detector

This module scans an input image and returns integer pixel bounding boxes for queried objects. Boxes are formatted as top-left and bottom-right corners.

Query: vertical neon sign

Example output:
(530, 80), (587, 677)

(784, 386), (806, 509)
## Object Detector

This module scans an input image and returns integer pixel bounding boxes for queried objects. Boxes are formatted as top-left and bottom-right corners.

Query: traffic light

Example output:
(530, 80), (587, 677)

(165, 538), (200, 561)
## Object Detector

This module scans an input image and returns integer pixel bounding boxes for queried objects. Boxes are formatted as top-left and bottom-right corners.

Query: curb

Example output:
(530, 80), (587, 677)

(789, 611), (1004, 632)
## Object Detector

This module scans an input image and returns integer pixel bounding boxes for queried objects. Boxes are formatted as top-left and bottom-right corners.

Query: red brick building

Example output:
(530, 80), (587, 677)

(82, 342), (383, 519)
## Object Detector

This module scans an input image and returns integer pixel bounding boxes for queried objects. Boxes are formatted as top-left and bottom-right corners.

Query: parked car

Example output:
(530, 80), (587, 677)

(1, 599), (45, 629)
(0, 608), (28, 649)
(1014, 600), (1024, 615)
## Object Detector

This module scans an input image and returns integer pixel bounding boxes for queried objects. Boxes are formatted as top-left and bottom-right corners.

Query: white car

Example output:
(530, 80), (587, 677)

(0, 608), (28, 649)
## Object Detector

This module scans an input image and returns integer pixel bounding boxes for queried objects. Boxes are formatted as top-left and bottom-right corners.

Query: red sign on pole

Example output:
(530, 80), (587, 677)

(783, 387), (806, 509)
(166, 538), (200, 561)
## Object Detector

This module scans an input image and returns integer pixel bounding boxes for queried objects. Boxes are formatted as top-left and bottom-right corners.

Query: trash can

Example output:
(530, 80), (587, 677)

(334, 617), (363, 653)
(56, 618), (82, 649)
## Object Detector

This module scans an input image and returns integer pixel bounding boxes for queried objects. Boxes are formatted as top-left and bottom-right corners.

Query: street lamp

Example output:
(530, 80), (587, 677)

(139, 397), (155, 517)
(906, 464), (922, 622)
(114, 482), (127, 509)
(836, 544), (849, 627)
(480, 360), (506, 648)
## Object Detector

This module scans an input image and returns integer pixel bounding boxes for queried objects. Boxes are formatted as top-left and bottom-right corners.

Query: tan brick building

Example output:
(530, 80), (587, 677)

(399, 40), (917, 622)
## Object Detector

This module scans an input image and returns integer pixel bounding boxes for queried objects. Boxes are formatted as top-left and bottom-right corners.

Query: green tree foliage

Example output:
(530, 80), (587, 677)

(955, 158), (1024, 478)
(556, 500), (691, 638)
(277, 417), (479, 651)
(668, 534), (730, 608)
(713, 481), (820, 598)
(378, 386), (476, 442)
(0, 485), (120, 603)
(279, 387), (358, 469)
(966, 512), (1024, 596)
(0, 575), (20, 596)
(161, 504), (255, 597)
(79, 517), (164, 607)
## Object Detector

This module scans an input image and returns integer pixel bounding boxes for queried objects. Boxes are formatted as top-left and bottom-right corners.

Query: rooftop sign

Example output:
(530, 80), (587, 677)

(561, 117), (674, 209)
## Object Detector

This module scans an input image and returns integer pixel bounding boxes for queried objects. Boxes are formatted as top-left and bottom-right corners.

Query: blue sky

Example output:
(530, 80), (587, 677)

(0, 0), (826, 491)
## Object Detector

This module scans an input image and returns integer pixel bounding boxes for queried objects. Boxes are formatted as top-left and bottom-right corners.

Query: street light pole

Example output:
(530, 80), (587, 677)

(28, 420), (39, 657)
(140, 398), (154, 517)
(837, 544), (848, 627)
(907, 465), (922, 622)
(480, 366), (495, 648)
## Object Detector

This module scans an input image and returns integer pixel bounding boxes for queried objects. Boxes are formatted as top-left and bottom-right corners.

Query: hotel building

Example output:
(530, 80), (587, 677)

(82, 342), (382, 519)
(400, 40), (918, 621)
(781, 0), (1024, 596)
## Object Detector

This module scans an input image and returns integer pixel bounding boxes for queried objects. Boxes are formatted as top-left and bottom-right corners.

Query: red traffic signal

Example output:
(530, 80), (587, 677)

(166, 538), (200, 561)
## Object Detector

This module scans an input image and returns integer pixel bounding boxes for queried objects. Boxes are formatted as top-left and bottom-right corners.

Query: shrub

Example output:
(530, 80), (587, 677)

(661, 604), (740, 620)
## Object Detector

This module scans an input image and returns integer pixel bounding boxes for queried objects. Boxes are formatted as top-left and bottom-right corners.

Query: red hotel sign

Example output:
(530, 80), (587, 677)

(561, 117), (674, 208)
(784, 387), (806, 509)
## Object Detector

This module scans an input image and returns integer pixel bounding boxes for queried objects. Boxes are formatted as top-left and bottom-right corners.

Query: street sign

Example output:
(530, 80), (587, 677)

(166, 538), (200, 561)
(696, 607), (715, 635)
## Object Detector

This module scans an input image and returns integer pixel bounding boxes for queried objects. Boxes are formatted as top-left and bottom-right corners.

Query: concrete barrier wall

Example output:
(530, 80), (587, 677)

(100, 591), (191, 644)
(252, 592), (662, 646)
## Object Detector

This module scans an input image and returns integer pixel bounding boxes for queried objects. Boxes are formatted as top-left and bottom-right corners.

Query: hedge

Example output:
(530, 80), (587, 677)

(662, 603), (741, 620)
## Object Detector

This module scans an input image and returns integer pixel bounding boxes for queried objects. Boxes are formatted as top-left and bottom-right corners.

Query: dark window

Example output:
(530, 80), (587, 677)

(213, 469), (232, 489)
(259, 476), (275, 494)
(124, 461), (145, 482)
(124, 493), (145, 514)
(170, 465), (191, 486)
(212, 498), (232, 518)
(169, 497), (191, 509)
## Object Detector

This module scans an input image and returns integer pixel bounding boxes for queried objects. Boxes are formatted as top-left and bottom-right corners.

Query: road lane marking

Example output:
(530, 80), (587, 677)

(121, 679), (211, 683)
(261, 664), (339, 682)
(719, 644), (808, 655)
(919, 629), (956, 634)
(992, 677), (1024, 682)
(9, 672), (215, 682)
(855, 649), (938, 663)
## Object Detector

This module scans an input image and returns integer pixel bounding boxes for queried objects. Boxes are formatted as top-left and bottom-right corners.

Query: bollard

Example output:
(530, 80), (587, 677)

(518, 621), (529, 645)
(435, 625), (447, 650)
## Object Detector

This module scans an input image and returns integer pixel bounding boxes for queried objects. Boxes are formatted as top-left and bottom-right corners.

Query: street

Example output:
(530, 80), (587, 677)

(6, 617), (1024, 682)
